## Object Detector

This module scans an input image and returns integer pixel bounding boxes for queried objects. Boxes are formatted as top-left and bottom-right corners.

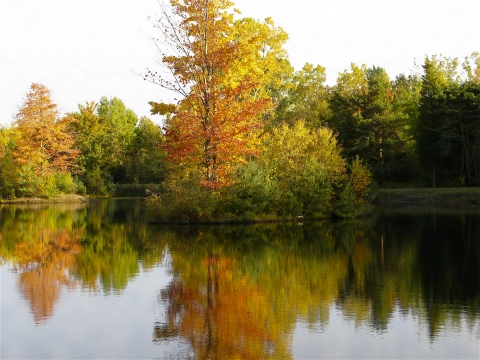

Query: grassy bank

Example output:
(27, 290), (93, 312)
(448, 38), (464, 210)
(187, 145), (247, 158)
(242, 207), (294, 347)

(0, 194), (90, 204)
(374, 188), (480, 206)
(114, 184), (163, 197)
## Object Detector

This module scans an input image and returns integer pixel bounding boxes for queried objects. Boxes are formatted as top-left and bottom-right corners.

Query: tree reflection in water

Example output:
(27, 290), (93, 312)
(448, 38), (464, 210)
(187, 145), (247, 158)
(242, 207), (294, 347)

(154, 214), (479, 357)
(3, 205), (85, 324)
(156, 254), (290, 359)
(16, 231), (81, 323)
(0, 199), (164, 323)
(0, 201), (478, 356)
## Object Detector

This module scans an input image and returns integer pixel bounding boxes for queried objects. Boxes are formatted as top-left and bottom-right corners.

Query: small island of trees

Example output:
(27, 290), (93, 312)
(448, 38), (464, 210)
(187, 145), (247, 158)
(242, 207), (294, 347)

(0, 0), (479, 223)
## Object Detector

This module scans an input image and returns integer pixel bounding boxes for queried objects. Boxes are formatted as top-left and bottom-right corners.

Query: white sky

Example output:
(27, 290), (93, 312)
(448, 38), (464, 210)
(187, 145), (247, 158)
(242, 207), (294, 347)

(1, 0), (478, 126)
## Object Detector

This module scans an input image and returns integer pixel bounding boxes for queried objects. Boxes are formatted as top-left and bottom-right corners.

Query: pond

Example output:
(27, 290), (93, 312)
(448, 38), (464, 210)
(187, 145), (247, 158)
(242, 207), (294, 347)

(1, 198), (478, 359)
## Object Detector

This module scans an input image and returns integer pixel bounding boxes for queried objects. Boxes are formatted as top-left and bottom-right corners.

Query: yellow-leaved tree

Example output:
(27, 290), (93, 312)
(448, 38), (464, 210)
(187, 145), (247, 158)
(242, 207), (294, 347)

(146, 0), (289, 189)
(260, 120), (347, 218)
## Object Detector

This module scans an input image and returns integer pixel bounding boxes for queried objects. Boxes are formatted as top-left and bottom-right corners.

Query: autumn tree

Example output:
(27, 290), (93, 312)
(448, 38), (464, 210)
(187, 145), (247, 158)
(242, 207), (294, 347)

(6, 83), (81, 197)
(13, 83), (79, 176)
(275, 63), (330, 129)
(231, 17), (293, 130)
(147, 0), (278, 189)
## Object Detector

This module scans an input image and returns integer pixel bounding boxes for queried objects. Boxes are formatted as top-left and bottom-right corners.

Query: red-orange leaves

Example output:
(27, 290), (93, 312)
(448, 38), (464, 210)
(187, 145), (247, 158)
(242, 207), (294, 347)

(148, 0), (272, 189)
(13, 83), (79, 176)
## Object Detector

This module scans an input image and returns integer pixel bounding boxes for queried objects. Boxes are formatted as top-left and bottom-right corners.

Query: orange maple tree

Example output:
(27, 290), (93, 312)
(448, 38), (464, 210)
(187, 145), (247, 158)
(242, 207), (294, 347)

(13, 83), (79, 175)
(147, 0), (272, 189)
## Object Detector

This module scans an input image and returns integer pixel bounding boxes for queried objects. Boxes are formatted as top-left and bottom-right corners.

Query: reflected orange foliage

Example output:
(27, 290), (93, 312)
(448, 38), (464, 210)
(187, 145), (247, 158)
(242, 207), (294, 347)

(12, 228), (82, 324)
(18, 269), (61, 324)
(156, 255), (291, 359)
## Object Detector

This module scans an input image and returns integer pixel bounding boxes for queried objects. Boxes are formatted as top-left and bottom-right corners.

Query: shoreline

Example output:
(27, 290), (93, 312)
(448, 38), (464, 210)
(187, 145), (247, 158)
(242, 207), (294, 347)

(2, 188), (478, 214)
(374, 188), (480, 206)
(0, 194), (91, 204)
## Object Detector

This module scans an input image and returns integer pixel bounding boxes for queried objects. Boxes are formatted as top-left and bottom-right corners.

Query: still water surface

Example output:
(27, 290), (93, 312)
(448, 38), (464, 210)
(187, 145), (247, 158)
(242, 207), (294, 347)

(1, 199), (478, 359)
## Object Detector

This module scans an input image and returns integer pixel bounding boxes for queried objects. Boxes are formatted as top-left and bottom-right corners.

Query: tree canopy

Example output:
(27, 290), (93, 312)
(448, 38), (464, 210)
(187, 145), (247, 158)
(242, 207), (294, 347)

(13, 83), (79, 176)
(0, 0), (477, 219)
(146, 0), (290, 189)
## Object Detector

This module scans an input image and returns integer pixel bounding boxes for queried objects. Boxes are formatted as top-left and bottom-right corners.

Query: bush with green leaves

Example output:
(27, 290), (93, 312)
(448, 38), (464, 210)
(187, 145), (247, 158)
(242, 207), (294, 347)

(0, 152), (17, 199)
(146, 121), (373, 223)
(334, 157), (373, 218)
(222, 161), (280, 216)
(84, 167), (115, 196)
(17, 165), (43, 197)
(258, 121), (346, 218)
(145, 173), (222, 223)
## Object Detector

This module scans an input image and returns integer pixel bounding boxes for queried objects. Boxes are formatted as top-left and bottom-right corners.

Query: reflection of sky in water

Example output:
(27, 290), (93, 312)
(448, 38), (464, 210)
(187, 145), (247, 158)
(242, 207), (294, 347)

(292, 305), (479, 359)
(2, 259), (479, 360)
(1, 262), (192, 359)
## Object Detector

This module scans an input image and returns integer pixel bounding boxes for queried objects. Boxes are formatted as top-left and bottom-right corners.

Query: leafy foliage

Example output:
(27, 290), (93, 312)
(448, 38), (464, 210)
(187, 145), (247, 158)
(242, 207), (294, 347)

(146, 120), (370, 222)
(275, 63), (330, 128)
(70, 98), (164, 195)
(328, 65), (418, 183)
(13, 84), (79, 177)
(0, 84), (81, 198)
(418, 55), (480, 186)
(334, 156), (373, 218)
(147, 0), (284, 189)
(126, 117), (167, 184)
(259, 121), (346, 218)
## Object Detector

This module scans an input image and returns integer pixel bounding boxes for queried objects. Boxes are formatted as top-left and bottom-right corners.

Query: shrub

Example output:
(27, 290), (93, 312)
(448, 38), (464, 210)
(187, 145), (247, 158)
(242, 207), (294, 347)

(349, 156), (372, 206)
(334, 157), (373, 218)
(54, 172), (77, 194)
(223, 161), (280, 216)
(17, 166), (42, 197)
(85, 167), (114, 196)
(0, 154), (18, 199)
(43, 174), (60, 197)
(145, 175), (221, 223)
(257, 121), (346, 218)
(73, 177), (87, 195)
(333, 182), (358, 219)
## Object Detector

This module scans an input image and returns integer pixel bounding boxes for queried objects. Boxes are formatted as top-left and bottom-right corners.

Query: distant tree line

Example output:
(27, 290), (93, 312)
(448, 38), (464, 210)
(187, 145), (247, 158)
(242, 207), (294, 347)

(275, 56), (480, 188)
(0, 0), (478, 221)
(0, 84), (166, 198)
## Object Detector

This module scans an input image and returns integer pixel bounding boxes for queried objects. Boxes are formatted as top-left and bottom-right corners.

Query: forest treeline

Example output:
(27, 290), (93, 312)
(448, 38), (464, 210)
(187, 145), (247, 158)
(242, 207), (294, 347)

(0, 0), (478, 220)
(0, 87), (167, 198)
